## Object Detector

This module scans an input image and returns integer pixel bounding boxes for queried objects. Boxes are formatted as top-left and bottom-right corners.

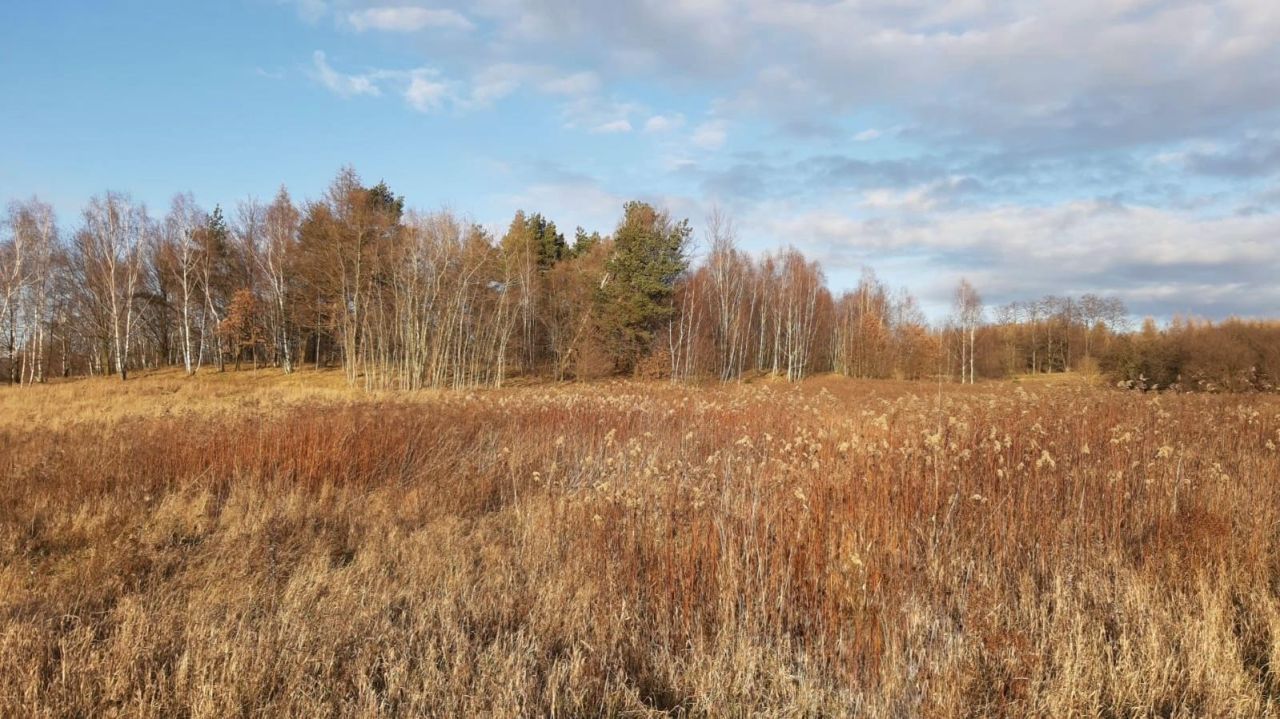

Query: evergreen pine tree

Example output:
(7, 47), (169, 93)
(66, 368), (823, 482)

(595, 201), (690, 374)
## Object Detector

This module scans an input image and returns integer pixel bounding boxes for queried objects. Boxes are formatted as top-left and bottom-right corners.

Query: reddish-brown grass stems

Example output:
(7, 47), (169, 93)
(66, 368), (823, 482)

(2, 374), (1279, 715)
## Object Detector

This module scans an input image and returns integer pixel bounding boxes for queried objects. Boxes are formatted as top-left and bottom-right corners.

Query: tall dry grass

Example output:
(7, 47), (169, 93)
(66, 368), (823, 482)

(2, 372), (1280, 716)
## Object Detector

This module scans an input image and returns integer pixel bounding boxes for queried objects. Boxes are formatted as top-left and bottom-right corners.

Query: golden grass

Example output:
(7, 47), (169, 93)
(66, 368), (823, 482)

(3, 371), (1280, 716)
(0, 368), (365, 430)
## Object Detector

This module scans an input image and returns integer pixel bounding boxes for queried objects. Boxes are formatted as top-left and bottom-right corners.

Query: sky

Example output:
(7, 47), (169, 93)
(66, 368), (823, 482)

(2, 0), (1279, 320)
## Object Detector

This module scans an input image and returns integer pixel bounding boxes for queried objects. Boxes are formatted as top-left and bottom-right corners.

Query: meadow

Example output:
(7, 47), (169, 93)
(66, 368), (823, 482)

(2, 370), (1280, 717)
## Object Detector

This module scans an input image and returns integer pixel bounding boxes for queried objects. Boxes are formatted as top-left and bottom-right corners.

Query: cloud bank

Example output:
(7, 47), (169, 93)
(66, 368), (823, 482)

(296, 0), (1280, 319)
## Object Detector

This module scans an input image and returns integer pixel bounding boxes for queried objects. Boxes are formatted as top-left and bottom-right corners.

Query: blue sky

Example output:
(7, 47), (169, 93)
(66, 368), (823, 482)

(3, 0), (1279, 319)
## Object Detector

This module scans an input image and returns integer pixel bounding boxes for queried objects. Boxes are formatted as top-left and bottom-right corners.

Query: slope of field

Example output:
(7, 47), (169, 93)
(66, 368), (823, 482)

(3, 371), (1280, 716)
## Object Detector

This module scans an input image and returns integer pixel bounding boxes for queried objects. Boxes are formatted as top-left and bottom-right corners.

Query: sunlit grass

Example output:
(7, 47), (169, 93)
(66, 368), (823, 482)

(2, 372), (1279, 716)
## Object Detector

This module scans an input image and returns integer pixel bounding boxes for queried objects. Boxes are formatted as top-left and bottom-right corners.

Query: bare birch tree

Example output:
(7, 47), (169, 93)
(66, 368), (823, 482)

(2, 200), (56, 383)
(82, 193), (146, 380)
(260, 187), (300, 373)
(953, 278), (982, 384)
(162, 193), (204, 374)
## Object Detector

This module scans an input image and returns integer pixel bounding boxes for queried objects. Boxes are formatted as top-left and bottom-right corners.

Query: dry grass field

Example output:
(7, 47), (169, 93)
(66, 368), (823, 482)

(3, 370), (1280, 717)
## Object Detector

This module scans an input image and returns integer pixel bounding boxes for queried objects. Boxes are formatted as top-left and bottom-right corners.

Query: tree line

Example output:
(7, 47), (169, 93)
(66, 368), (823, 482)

(9, 166), (1263, 391)
(1100, 318), (1280, 392)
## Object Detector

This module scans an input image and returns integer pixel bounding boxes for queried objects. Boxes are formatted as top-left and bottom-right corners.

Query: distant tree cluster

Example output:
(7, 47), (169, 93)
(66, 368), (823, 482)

(988, 294), (1129, 376)
(1100, 318), (1280, 392)
(20, 166), (1265, 392)
(661, 211), (940, 383)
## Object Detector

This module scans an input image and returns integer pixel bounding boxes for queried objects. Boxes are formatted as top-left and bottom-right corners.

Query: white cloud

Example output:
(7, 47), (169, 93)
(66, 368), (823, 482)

(754, 197), (1280, 317)
(462, 63), (529, 107)
(859, 187), (937, 213)
(644, 114), (685, 133)
(559, 95), (642, 133)
(591, 119), (633, 134)
(504, 180), (628, 237)
(405, 72), (450, 112)
(297, 1), (1280, 148)
(284, 0), (327, 23)
(312, 51), (461, 112)
(429, 0), (1280, 152)
(539, 71), (600, 96)
(854, 128), (881, 141)
(660, 154), (698, 171)
(691, 120), (727, 150)
(312, 51), (380, 97)
(307, 54), (629, 120)
(348, 6), (473, 32)
(454, 65), (602, 108)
